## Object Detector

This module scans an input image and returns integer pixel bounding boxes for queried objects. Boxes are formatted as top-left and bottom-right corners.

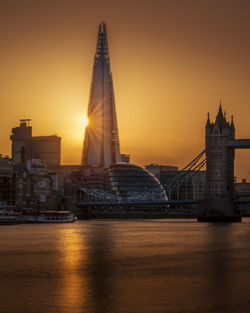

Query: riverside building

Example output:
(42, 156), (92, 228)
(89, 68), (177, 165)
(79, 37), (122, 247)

(10, 120), (61, 168)
(0, 155), (14, 205)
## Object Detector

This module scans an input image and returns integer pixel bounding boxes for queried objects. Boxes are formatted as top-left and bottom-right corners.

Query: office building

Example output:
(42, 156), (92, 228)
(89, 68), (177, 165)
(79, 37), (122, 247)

(31, 135), (61, 167)
(145, 164), (178, 181)
(106, 163), (167, 201)
(82, 22), (121, 167)
(10, 120), (61, 168)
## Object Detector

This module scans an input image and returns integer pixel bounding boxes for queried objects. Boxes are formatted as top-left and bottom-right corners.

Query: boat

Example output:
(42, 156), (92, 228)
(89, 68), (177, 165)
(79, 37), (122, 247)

(0, 208), (22, 225)
(22, 210), (75, 223)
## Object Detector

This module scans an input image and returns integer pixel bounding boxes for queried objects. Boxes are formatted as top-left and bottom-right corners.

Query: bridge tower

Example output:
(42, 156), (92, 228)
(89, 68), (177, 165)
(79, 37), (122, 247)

(198, 103), (241, 222)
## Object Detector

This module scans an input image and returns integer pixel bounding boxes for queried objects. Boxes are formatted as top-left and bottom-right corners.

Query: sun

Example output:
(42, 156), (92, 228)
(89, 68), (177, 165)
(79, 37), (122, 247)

(82, 115), (89, 128)
(63, 114), (89, 144)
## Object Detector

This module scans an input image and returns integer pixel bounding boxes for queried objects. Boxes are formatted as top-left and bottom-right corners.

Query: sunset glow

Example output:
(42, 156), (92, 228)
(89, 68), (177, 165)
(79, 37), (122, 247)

(83, 116), (89, 128)
(0, 0), (249, 180)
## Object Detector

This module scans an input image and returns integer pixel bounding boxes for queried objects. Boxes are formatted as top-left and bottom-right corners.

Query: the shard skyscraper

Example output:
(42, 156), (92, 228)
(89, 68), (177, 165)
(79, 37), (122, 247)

(82, 22), (121, 167)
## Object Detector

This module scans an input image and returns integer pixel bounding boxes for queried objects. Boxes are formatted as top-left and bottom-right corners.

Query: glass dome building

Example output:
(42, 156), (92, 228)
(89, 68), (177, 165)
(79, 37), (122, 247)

(105, 163), (167, 201)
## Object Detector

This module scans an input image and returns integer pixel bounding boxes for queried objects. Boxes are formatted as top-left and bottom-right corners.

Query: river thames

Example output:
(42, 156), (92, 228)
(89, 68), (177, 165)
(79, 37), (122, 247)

(1, 219), (250, 313)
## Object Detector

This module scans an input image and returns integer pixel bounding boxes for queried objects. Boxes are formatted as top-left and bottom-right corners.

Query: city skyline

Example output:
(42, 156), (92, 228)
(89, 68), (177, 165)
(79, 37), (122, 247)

(0, 0), (250, 180)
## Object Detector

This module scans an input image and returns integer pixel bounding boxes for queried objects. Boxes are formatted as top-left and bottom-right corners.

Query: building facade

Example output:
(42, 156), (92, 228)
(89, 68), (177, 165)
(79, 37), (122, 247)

(31, 135), (61, 167)
(0, 155), (14, 205)
(145, 164), (178, 181)
(198, 104), (244, 222)
(105, 163), (167, 201)
(205, 104), (235, 200)
(10, 119), (32, 165)
(15, 158), (57, 210)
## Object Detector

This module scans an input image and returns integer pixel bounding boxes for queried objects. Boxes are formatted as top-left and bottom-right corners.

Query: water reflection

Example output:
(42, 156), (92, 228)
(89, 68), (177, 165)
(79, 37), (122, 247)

(59, 222), (116, 313)
(2, 220), (250, 313)
(58, 227), (86, 313)
(85, 222), (115, 313)
(202, 224), (233, 311)
(203, 222), (249, 313)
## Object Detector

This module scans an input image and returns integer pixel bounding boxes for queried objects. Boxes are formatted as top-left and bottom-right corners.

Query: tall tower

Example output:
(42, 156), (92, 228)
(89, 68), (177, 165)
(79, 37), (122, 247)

(82, 22), (121, 167)
(205, 103), (235, 200)
(198, 103), (241, 222)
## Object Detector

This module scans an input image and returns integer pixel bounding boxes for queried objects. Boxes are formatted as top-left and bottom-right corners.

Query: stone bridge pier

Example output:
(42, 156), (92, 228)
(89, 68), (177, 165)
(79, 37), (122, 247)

(198, 103), (250, 222)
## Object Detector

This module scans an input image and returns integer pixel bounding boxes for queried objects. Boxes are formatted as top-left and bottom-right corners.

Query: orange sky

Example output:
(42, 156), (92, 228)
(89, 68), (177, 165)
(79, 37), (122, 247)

(0, 0), (249, 181)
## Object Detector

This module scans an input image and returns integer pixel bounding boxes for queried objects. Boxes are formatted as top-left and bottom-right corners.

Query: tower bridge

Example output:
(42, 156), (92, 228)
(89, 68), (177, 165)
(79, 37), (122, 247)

(198, 104), (250, 222)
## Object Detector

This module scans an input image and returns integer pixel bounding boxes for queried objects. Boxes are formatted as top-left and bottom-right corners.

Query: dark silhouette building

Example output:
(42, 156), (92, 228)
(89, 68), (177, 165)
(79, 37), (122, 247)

(0, 155), (14, 205)
(10, 120), (61, 167)
(198, 103), (250, 222)
(10, 119), (32, 166)
(205, 104), (235, 200)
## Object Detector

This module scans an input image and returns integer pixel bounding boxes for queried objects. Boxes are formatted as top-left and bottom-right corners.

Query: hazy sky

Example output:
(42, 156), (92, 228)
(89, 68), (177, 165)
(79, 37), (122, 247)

(0, 0), (249, 180)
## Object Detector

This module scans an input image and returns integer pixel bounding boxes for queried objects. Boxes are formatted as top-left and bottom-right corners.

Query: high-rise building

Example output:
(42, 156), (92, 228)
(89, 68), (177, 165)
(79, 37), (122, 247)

(10, 120), (61, 168)
(31, 136), (61, 167)
(72, 23), (168, 205)
(10, 119), (32, 165)
(82, 22), (121, 167)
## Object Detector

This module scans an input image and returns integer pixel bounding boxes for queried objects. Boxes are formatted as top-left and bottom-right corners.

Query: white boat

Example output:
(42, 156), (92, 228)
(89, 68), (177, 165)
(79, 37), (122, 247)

(0, 208), (21, 225)
(22, 210), (75, 223)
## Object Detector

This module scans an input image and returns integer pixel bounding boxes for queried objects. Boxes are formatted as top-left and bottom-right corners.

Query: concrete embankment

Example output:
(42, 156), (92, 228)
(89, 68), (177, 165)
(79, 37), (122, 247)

(76, 212), (196, 220)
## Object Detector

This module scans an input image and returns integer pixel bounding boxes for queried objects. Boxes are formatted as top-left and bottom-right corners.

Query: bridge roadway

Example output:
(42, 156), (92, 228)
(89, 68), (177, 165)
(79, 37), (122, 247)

(77, 199), (250, 208)
(77, 200), (197, 207)
(227, 139), (250, 149)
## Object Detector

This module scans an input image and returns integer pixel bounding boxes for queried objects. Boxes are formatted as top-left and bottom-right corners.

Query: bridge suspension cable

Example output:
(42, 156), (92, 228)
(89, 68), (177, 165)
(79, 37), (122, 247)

(164, 151), (206, 195)
(128, 150), (206, 201)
